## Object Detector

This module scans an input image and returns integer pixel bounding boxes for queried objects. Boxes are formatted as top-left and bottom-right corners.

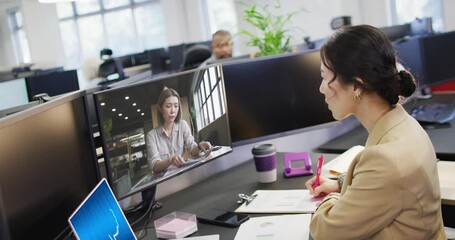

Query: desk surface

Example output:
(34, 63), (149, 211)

(137, 152), (323, 240)
(438, 161), (455, 205)
(134, 152), (454, 239)
(317, 93), (455, 161)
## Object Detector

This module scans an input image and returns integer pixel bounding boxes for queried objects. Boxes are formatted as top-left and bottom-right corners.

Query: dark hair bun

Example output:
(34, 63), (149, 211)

(398, 70), (416, 97)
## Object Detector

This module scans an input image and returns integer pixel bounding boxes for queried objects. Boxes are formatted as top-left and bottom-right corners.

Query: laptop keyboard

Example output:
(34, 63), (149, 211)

(411, 103), (455, 124)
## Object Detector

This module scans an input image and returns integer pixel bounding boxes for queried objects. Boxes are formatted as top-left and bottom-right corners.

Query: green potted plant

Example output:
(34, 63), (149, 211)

(239, 0), (298, 57)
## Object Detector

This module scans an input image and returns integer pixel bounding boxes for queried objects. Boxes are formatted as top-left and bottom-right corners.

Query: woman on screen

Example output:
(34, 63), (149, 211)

(146, 87), (211, 173)
(305, 25), (446, 239)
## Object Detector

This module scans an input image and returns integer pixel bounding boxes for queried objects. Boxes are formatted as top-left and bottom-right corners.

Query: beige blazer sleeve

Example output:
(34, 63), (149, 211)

(310, 148), (403, 239)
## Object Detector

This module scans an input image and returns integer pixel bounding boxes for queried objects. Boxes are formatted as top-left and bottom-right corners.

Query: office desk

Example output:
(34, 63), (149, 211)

(317, 93), (455, 161)
(124, 64), (150, 76)
(139, 152), (322, 240)
(134, 152), (455, 239)
(438, 161), (455, 206)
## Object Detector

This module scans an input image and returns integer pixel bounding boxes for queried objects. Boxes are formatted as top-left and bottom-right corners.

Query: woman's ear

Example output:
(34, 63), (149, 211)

(353, 77), (364, 91)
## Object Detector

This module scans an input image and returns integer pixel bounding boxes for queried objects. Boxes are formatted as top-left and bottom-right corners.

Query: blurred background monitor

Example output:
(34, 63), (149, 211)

(0, 188), (10, 240)
(380, 23), (411, 42)
(25, 69), (80, 101)
(0, 78), (29, 111)
(395, 30), (455, 91)
(222, 50), (335, 145)
(148, 48), (169, 76)
(206, 54), (250, 66)
(93, 65), (232, 201)
(167, 44), (186, 73)
(0, 91), (100, 239)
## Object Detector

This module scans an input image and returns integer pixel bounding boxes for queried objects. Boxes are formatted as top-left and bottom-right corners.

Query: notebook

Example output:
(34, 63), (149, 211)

(321, 145), (364, 178)
(68, 178), (137, 240)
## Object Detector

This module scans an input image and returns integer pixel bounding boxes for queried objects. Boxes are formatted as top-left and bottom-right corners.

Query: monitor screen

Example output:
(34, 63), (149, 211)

(25, 69), (80, 101)
(167, 44), (186, 72)
(379, 24), (411, 42)
(94, 65), (232, 200)
(206, 54), (250, 66)
(0, 91), (100, 239)
(0, 78), (29, 111)
(148, 48), (169, 75)
(395, 31), (455, 90)
(222, 50), (335, 145)
(420, 31), (455, 88)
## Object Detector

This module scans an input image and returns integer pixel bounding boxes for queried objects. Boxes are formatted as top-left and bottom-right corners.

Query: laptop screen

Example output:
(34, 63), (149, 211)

(68, 179), (136, 240)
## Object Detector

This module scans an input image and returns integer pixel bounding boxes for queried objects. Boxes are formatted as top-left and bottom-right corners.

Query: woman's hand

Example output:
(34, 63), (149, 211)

(305, 176), (340, 197)
(198, 141), (212, 154)
(169, 155), (185, 167)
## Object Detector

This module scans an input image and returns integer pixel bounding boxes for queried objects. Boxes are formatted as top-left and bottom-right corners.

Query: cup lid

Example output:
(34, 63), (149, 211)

(252, 143), (276, 155)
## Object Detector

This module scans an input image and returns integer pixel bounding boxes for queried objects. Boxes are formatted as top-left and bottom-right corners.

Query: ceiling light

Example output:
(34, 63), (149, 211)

(112, 108), (116, 112)
(137, 109), (141, 112)
(125, 96), (130, 100)
(100, 102), (105, 106)
(118, 113), (122, 116)
(132, 103), (137, 106)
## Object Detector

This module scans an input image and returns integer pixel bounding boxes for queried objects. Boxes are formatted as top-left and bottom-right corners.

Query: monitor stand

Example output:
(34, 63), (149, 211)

(416, 86), (433, 100)
(124, 187), (161, 216)
(124, 187), (162, 229)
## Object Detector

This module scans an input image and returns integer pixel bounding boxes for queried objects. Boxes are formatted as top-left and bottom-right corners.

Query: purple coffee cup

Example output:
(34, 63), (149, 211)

(252, 143), (277, 183)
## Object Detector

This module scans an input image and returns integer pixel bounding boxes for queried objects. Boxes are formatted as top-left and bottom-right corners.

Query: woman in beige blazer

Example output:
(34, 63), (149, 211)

(305, 25), (446, 239)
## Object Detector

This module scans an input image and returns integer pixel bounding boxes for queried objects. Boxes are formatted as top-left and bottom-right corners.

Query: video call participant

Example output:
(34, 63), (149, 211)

(146, 87), (212, 174)
(199, 30), (233, 67)
(305, 25), (446, 239)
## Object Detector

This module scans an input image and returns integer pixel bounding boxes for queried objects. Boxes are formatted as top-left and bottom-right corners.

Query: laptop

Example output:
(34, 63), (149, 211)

(68, 178), (137, 240)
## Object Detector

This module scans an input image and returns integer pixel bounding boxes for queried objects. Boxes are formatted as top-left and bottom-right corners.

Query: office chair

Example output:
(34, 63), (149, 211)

(98, 58), (126, 80)
(330, 16), (352, 30)
(180, 44), (212, 71)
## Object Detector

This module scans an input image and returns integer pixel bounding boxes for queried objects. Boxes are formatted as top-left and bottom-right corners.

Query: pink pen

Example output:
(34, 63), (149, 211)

(313, 155), (324, 189)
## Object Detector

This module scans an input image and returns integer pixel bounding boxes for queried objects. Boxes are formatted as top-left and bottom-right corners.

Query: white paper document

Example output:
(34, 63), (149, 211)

(235, 190), (319, 214)
(177, 234), (220, 240)
(234, 214), (311, 240)
(322, 145), (364, 178)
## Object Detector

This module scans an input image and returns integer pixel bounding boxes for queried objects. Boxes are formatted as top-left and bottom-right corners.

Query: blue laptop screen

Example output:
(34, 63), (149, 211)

(68, 179), (136, 240)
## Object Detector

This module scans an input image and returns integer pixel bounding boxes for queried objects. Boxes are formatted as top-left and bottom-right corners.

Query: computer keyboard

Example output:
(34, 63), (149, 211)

(411, 103), (455, 124)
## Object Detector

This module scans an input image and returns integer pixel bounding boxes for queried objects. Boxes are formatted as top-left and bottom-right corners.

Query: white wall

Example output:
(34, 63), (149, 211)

(21, 0), (66, 68)
(232, 0), (390, 56)
(1, 0), (452, 70)
(442, 0), (455, 31)
(0, 0), (21, 67)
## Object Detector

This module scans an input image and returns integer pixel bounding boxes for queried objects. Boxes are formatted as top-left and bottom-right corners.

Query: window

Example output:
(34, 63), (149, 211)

(56, 0), (166, 69)
(195, 66), (226, 128)
(8, 9), (31, 64)
(391, 0), (444, 32)
(203, 0), (238, 35)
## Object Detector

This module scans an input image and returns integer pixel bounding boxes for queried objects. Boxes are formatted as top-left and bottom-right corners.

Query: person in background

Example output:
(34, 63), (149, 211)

(199, 30), (233, 67)
(146, 87), (211, 173)
(305, 25), (446, 239)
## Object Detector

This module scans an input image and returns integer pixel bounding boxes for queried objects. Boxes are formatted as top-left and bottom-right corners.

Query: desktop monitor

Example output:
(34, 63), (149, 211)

(206, 54), (251, 66)
(167, 44), (186, 72)
(379, 23), (411, 42)
(148, 48), (169, 75)
(0, 78), (29, 111)
(0, 91), (100, 239)
(25, 69), (80, 101)
(395, 30), (455, 91)
(222, 50), (335, 145)
(94, 65), (232, 201)
(0, 188), (10, 240)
